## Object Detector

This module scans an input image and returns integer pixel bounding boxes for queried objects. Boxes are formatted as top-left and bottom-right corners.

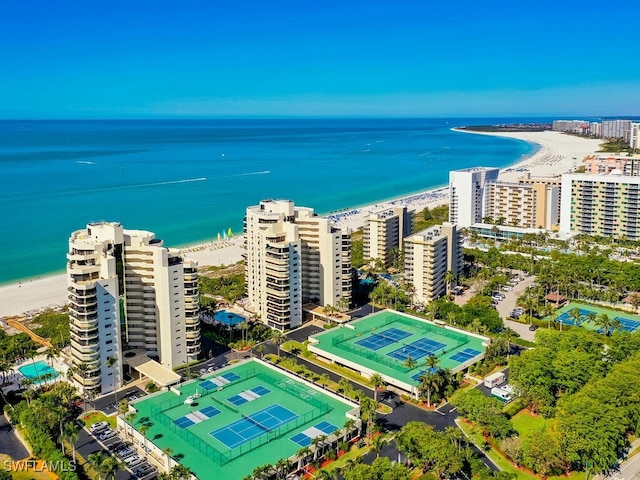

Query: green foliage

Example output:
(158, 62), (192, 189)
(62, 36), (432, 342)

(0, 331), (37, 362)
(145, 381), (159, 393)
(509, 329), (607, 415)
(198, 273), (245, 303)
(342, 456), (411, 480)
(11, 389), (79, 480)
(413, 205), (449, 233)
(597, 138), (631, 153)
(31, 310), (70, 347)
(396, 422), (463, 478)
(351, 234), (364, 268)
(450, 389), (514, 439)
(502, 398), (526, 418)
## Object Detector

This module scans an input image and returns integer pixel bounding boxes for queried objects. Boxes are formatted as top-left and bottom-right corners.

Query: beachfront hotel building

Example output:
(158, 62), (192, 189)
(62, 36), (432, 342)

(67, 222), (200, 394)
(403, 223), (463, 303)
(486, 180), (560, 230)
(449, 167), (499, 228)
(363, 206), (412, 268)
(582, 155), (640, 176)
(244, 200), (351, 330)
(560, 173), (640, 240)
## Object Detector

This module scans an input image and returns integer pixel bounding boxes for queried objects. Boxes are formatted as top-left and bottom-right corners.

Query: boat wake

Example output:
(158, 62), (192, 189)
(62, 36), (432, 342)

(77, 161), (97, 165)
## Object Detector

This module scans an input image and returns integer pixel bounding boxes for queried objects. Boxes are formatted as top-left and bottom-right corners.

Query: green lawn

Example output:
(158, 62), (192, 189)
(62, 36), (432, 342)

(511, 410), (547, 435)
(80, 411), (117, 428)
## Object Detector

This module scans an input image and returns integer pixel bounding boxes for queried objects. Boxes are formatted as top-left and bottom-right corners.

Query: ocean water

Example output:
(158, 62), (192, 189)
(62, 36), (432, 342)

(0, 118), (538, 284)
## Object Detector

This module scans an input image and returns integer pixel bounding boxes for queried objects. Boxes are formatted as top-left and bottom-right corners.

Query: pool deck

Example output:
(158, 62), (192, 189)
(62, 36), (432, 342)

(308, 310), (489, 396)
(124, 359), (358, 480)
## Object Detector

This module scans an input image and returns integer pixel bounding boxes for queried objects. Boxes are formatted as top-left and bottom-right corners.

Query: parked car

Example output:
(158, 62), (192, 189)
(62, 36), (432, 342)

(99, 429), (117, 441)
(124, 455), (144, 467)
(135, 465), (156, 477)
(90, 421), (109, 433)
(117, 447), (136, 459)
(528, 324), (539, 331)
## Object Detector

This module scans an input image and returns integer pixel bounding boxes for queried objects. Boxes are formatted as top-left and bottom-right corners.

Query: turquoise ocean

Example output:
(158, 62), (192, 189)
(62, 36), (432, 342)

(0, 118), (540, 284)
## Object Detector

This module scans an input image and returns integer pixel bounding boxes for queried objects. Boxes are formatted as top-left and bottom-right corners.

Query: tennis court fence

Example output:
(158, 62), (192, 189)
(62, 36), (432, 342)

(149, 405), (231, 465)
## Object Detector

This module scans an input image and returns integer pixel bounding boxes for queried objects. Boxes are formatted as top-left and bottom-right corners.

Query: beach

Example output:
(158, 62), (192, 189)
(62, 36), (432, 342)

(0, 130), (601, 319)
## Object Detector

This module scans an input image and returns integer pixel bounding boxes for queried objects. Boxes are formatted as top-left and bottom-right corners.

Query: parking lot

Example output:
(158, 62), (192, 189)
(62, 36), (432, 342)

(84, 418), (159, 480)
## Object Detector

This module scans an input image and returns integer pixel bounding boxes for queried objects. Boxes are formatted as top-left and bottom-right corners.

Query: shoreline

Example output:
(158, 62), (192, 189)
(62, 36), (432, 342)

(0, 130), (602, 319)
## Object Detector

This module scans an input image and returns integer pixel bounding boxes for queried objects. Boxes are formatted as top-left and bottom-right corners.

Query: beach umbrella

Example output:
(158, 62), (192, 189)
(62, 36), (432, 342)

(228, 228), (233, 238)
(223, 230), (227, 240)
(217, 232), (221, 241)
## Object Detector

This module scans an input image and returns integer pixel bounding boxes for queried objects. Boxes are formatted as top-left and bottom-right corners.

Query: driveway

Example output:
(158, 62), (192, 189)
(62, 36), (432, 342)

(0, 413), (29, 459)
(494, 274), (537, 341)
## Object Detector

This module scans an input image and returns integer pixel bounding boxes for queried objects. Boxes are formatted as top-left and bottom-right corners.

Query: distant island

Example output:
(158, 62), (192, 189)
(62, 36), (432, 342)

(456, 123), (551, 132)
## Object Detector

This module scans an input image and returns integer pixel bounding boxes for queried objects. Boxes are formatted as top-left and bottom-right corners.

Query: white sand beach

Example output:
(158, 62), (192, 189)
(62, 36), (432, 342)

(0, 130), (602, 319)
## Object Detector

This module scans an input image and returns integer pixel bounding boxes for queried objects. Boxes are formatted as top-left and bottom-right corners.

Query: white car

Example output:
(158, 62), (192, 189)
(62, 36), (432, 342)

(90, 421), (109, 433)
(117, 447), (136, 459)
(124, 455), (143, 467)
(99, 429), (117, 441)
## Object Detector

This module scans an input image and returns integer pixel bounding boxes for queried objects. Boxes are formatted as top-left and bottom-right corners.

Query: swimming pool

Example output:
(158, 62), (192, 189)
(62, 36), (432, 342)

(18, 360), (59, 382)
(213, 310), (247, 326)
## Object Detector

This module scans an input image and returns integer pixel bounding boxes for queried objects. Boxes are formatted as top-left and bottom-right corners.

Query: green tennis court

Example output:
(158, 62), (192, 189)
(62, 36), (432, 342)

(128, 360), (355, 480)
(308, 310), (488, 390)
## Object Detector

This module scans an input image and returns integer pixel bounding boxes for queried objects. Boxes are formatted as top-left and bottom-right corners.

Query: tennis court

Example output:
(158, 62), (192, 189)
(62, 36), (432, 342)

(549, 302), (640, 333)
(211, 404), (298, 449)
(128, 360), (356, 480)
(308, 310), (488, 390)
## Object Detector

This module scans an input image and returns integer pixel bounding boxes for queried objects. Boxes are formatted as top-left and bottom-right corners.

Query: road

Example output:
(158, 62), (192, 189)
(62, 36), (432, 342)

(597, 440), (640, 480)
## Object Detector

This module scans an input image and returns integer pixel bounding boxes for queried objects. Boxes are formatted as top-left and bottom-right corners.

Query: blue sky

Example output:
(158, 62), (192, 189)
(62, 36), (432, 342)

(1, 0), (638, 118)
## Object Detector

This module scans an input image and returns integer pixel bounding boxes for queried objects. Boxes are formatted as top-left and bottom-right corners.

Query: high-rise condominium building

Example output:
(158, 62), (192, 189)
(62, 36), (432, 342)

(560, 173), (640, 240)
(363, 206), (412, 268)
(244, 200), (351, 330)
(630, 123), (640, 150)
(449, 167), (500, 228)
(486, 181), (560, 229)
(403, 223), (463, 304)
(601, 120), (632, 140)
(67, 222), (200, 394)
(582, 155), (640, 176)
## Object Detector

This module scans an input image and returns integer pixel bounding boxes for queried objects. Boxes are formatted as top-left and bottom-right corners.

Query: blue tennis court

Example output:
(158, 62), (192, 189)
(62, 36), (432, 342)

(411, 367), (438, 381)
(387, 338), (445, 361)
(354, 328), (411, 350)
(173, 405), (221, 428)
(200, 372), (242, 391)
(227, 385), (271, 406)
(556, 308), (591, 326)
(614, 317), (640, 332)
(210, 404), (298, 449)
(290, 421), (338, 447)
(450, 348), (481, 363)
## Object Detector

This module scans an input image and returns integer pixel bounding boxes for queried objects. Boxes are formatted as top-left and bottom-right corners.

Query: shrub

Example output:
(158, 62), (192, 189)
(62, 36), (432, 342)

(503, 398), (526, 418)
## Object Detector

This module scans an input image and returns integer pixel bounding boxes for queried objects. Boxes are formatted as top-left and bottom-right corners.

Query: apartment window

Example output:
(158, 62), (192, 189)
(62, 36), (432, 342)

(106, 340), (113, 344)
(104, 300), (110, 304)
(104, 323), (112, 328)
(104, 308), (111, 312)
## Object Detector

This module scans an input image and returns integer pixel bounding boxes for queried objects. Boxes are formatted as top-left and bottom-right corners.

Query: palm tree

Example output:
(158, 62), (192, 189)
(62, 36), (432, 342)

(271, 330), (287, 359)
(445, 426), (465, 452)
(63, 421), (80, 463)
(139, 424), (149, 451)
(370, 434), (387, 458)
(569, 307), (582, 327)
(88, 452), (106, 479)
(76, 362), (89, 412)
(596, 313), (620, 336)
(586, 310), (597, 327)
(169, 464), (192, 480)
(319, 373), (329, 389)
(106, 356), (118, 404)
(338, 377), (353, 400)
(256, 344), (265, 359)
(323, 304), (336, 320)
(444, 270), (457, 296)
(273, 458), (293, 480)
(163, 447), (174, 472)
(403, 355), (416, 370)
(124, 411), (137, 438)
(316, 469), (337, 480)
(369, 373), (385, 402)
(343, 418), (357, 440)
(295, 446), (313, 471)
(99, 456), (122, 480)
(311, 435), (327, 461)
(418, 369), (441, 407)
(359, 396), (377, 442)
(336, 296), (349, 314)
